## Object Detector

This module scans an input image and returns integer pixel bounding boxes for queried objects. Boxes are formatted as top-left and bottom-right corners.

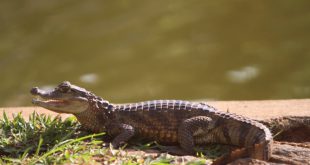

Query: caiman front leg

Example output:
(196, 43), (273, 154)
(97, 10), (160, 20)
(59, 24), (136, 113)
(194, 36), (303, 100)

(107, 123), (135, 148)
(178, 116), (215, 154)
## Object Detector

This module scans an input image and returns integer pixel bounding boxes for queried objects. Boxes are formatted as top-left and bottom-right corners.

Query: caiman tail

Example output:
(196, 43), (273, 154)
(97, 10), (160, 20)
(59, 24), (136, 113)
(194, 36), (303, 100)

(212, 140), (272, 165)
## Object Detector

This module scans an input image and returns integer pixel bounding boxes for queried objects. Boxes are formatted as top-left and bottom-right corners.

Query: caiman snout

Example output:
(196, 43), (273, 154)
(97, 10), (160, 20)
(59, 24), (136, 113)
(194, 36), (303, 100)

(30, 87), (50, 98)
(30, 87), (40, 95)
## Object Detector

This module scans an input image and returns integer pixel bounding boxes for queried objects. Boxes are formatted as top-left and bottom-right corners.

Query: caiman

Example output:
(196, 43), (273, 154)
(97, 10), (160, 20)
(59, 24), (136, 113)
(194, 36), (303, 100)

(30, 81), (273, 164)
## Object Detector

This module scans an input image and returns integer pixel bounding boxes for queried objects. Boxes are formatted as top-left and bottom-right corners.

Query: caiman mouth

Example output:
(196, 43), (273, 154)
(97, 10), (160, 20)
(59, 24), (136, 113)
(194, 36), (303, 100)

(31, 87), (62, 103)
(32, 98), (74, 114)
(32, 97), (69, 106)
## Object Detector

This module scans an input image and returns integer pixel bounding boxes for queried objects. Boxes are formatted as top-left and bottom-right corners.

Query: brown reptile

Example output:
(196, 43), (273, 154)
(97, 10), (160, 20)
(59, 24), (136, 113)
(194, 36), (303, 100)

(30, 81), (273, 164)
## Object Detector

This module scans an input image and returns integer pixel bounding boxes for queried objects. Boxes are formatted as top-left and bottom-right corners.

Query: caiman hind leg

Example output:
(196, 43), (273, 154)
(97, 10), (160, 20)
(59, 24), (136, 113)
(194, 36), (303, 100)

(178, 116), (215, 154)
(107, 123), (135, 148)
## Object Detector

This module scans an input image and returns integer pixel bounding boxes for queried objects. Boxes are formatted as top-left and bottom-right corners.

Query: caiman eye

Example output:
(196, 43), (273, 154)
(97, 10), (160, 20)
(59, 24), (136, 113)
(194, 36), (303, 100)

(59, 86), (70, 93)
(58, 81), (71, 93)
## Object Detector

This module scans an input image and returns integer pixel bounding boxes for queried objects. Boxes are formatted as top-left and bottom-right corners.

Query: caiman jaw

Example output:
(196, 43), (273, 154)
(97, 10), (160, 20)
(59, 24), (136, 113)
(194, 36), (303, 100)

(32, 98), (71, 113)
(30, 86), (89, 114)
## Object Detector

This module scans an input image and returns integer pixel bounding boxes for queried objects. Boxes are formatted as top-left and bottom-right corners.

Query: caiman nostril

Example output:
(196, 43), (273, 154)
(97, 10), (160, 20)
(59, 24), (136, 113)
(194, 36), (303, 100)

(30, 87), (39, 95)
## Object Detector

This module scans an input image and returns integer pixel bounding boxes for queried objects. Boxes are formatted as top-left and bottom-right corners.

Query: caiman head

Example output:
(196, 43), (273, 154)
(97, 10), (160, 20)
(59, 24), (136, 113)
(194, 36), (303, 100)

(31, 81), (108, 114)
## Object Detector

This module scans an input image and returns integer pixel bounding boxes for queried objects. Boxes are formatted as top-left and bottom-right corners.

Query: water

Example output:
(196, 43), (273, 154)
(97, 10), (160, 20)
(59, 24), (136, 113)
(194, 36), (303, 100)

(1, 1), (310, 106)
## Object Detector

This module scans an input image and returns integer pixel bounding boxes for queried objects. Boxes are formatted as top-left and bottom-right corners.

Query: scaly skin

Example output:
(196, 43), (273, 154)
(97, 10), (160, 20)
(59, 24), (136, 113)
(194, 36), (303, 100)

(259, 116), (310, 135)
(31, 81), (273, 164)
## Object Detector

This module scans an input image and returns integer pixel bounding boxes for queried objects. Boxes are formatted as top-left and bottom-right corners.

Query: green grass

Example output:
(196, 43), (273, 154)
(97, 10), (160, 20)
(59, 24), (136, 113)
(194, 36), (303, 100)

(0, 112), (210, 165)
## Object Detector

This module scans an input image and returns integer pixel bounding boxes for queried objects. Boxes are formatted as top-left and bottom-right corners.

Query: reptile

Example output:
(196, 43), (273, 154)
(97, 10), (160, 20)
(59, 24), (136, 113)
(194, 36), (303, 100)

(30, 81), (273, 164)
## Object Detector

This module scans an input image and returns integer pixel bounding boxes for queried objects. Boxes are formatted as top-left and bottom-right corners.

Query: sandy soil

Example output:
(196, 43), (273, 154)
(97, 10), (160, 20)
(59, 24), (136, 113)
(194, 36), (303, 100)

(1, 99), (309, 164)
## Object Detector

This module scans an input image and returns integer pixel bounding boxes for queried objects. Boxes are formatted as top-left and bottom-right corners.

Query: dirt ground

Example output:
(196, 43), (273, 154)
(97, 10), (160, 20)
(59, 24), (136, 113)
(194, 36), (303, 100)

(1, 99), (310, 164)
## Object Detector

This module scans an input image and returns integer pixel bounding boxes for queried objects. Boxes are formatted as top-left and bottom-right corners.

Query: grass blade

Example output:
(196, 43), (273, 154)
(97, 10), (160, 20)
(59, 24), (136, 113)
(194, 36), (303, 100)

(2, 111), (9, 123)
(21, 146), (33, 160)
(31, 132), (105, 164)
(35, 135), (43, 156)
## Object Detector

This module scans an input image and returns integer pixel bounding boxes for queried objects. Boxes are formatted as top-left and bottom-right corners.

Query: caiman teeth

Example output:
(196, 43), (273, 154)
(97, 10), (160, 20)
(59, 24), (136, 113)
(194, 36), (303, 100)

(45, 99), (65, 103)
(32, 98), (65, 104)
